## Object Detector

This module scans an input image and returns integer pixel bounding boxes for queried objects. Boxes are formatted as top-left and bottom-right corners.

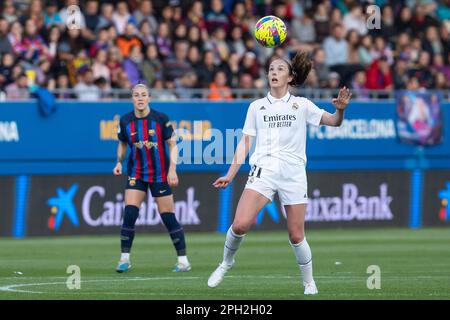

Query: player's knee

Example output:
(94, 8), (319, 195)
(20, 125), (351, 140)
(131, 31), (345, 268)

(231, 222), (249, 235)
(289, 232), (305, 244)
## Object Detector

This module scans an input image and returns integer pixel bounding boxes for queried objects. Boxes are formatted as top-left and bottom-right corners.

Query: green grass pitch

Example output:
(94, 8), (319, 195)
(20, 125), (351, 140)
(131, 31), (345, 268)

(1, 228), (449, 300)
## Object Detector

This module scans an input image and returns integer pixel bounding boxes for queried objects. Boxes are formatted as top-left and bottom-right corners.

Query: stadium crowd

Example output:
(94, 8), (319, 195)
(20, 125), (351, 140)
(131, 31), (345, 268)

(0, 0), (449, 100)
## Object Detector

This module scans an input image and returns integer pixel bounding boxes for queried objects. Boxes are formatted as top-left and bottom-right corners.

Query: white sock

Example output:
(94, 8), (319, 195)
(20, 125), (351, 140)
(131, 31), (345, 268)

(120, 253), (130, 261)
(290, 238), (314, 285)
(178, 255), (189, 265)
(223, 226), (245, 266)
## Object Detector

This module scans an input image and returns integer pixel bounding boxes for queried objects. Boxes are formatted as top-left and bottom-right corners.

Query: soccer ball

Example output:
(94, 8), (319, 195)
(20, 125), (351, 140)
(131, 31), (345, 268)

(253, 15), (287, 48)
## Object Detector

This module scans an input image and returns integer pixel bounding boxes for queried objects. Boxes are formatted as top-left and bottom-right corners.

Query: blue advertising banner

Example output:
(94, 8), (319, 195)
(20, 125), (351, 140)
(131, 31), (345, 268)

(1, 100), (449, 174)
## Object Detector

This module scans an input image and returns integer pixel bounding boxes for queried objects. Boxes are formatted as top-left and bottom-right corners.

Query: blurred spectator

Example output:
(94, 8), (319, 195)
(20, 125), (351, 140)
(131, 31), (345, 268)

(46, 25), (62, 60)
(133, 0), (158, 33)
(174, 70), (198, 99)
(229, 1), (250, 34)
(20, 0), (44, 31)
(351, 71), (369, 99)
(314, 1), (330, 43)
(240, 51), (260, 80)
(207, 70), (232, 100)
(156, 22), (172, 59)
(371, 36), (393, 65)
(116, 23), (142, 58)
(84, 0), (100, 33)
(431, 53), (450, 81)
(187, 45), (202, 73)
(197, 50), (217, 88)
(73, 69), (100, 101)
(423, 26), (445, 56)
(163, 40), (192, 81)
(365, 56), (393, 90)
(44, 0), (63, 29)
(55, 73), (73, 99)
(94, 76), (111, 99)
(346, 29), (361, 64)
(205, 0), (229, 33)
(393, 58), (410, 89)
(107, 46), (123, 88)
(343, 3), (367, 35)
(228, 26), (246, 58)
(408, 51), (434, 88)
(89, 27), (110, 58)
(8, 21), (25, 57)
(304, 69), (319, 89)
(223, 52), (241, 88)
(142, 44), (162, 85)
(139, 20), (156, 46)
(327, 71), (341, 89)
(312, 47), (330, 87)
(97, 2), (114, 31)
(5, 72), (30, 100)
(113, 1), (137, 35)
(2, 0), (18, 24)
(0, 53), (15, 90)
(238, 73), (255, 99)
(206, 26), (230, 64)
(58, 28), (89, 64)
(396, 6), (413, 34)
(323, 23), (348, 66)
(92, 50), (110, 84)
(0, 17), (13, 56)
(123, 45), (145, 86)
(187, 26), (203, 50)
(291, 11), (316, 45)
(433, 71), (448, 89)
(173, 23), (188, 42)
(21, 19), (50, 64)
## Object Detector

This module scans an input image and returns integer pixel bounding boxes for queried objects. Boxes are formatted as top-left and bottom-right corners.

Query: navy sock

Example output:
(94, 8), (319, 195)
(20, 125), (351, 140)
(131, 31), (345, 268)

(160, 212), (186, 256)
(120, 205), (140, 253)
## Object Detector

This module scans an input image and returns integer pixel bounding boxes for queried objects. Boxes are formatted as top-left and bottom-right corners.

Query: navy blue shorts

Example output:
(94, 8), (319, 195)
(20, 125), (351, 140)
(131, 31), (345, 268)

(125, 177), (172, 197)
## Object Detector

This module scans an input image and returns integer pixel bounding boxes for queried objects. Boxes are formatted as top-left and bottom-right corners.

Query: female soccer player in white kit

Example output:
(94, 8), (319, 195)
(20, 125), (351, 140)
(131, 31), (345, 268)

(207, 52), (352, 294)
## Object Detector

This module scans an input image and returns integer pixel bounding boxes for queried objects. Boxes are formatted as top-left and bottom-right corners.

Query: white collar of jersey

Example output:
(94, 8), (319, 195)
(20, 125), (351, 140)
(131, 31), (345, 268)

(267, 92), (292, 104)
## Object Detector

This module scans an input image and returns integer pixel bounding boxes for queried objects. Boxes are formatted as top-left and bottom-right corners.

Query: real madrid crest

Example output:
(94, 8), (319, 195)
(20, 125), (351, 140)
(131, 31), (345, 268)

(292, 102), (299, 110)
(248, 176), (255, 184)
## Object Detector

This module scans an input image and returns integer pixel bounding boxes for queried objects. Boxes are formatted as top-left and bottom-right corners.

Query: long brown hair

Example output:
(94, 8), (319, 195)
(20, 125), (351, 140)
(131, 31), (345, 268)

(265, 51), (312, 87)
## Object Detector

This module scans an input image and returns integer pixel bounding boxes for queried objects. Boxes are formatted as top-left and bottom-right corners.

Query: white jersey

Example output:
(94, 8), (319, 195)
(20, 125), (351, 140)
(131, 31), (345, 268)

(242, 92), (325, 171)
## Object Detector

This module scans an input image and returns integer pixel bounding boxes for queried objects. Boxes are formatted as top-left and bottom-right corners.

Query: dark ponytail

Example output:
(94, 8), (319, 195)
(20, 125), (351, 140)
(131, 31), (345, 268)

(289, 51), (312, 87)
(265, 51), (312, 87)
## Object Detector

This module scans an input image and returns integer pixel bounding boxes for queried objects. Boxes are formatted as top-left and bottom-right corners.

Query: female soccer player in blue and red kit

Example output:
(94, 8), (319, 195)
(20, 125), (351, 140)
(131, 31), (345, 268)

(113, 84), (191, 273)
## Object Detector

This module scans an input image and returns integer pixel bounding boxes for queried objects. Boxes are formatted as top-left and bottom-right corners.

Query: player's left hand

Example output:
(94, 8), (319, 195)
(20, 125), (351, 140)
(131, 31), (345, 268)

(332, 86), (352, 110)
(168, 169), (179, 187)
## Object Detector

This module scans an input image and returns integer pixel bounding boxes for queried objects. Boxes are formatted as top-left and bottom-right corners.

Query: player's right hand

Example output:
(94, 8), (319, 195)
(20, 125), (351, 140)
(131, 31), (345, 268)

(113, 163), (122, 175)
(213, 176), (232, 189)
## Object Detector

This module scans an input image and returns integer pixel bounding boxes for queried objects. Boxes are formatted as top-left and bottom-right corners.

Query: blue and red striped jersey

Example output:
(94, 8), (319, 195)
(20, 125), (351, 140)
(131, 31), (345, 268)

(117, 108), (174, 183)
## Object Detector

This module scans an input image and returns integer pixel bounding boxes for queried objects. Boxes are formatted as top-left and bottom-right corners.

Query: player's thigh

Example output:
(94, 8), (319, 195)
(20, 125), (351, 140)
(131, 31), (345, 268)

(233, 188), (270, 234)
(154, 195), (175, 213)
(284, 204), (307, 243)
(125, 189), (147, 207)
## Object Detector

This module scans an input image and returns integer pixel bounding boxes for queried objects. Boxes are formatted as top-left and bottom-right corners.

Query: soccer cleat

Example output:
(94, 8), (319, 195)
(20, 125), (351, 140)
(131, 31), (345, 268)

(116, 259), (131, 273)
(172, 262), (192, 273)
(304, 281), (318, 295)
(207, 261), (234, 288)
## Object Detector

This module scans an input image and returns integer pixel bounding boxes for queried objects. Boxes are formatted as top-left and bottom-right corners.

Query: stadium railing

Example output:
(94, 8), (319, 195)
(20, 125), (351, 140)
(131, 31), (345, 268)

(1, 88), (450, 101)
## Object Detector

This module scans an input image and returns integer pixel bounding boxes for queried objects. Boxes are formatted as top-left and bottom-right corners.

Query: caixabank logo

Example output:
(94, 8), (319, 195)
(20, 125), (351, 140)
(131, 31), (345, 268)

(45, 182), (202, 233)
(47, 184), (80, 230)
(438, 182), (450, 222)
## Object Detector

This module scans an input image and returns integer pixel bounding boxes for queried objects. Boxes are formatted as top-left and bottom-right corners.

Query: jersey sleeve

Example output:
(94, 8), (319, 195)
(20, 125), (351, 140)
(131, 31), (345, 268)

(161, 114), (175, 140)
(242, 102), (257, 136)
(117, 117), (127, 142)
(304, 98), (325, 127)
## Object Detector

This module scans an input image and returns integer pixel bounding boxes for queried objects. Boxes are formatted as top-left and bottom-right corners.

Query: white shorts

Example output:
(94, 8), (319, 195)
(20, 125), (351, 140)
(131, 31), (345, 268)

(244, 163), (308, 205)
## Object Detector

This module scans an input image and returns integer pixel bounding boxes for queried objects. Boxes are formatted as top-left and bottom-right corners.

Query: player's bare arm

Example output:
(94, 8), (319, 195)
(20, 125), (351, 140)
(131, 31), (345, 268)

(167, 137), (179, 187)
(320, 86), (352, 127)
(113, 140), (127, 175)
(213, 134), (254, 189)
